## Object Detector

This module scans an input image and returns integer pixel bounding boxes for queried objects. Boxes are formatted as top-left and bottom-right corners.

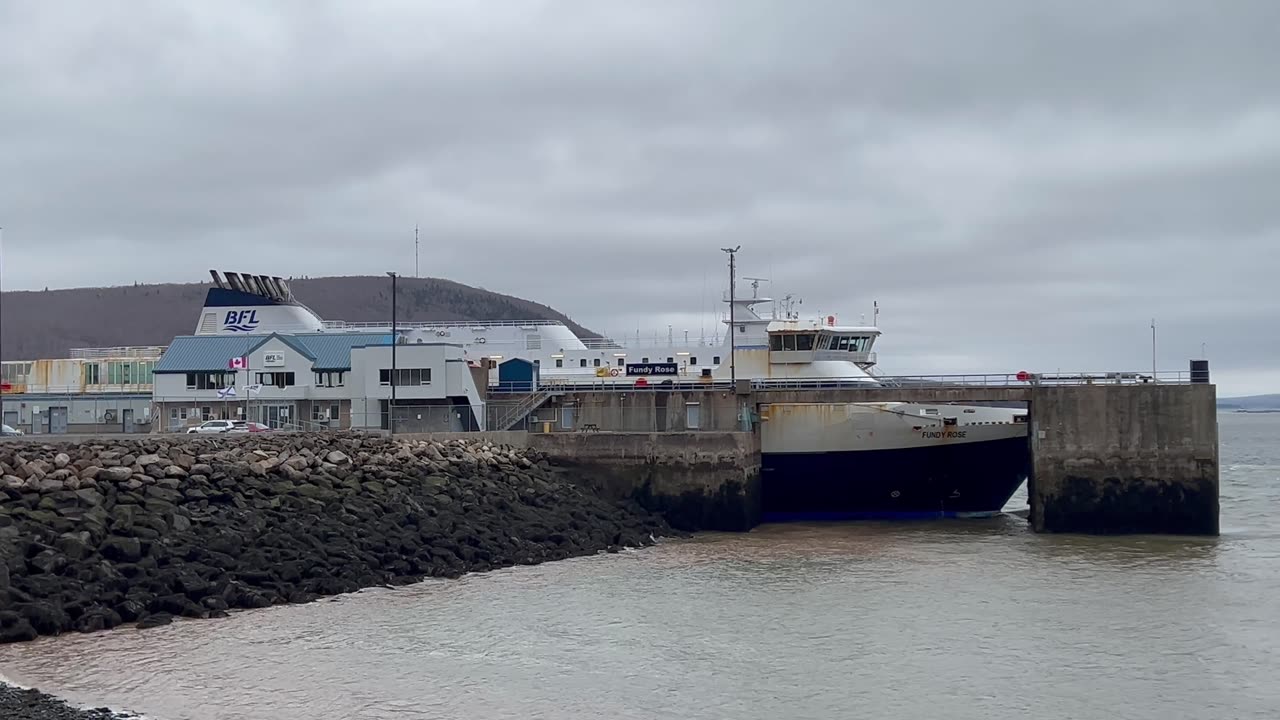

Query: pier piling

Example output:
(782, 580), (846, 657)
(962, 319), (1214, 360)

(1028, 382), (1219, 535)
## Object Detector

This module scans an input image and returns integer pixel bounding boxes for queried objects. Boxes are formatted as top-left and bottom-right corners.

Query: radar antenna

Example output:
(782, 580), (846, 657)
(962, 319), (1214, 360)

(781, 293), (802, 320)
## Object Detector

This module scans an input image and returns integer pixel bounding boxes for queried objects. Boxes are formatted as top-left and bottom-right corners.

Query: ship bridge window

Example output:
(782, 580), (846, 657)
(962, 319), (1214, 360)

(769, 334), (815, 351)
(828, 335), (871, 352)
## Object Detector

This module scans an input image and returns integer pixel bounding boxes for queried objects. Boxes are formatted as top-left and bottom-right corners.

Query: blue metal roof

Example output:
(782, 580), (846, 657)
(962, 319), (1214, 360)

(272, 334), (318, 361)
(155, 336), (263, 373)
(154, 332), (390, 373)
(292, 333), (392, 370)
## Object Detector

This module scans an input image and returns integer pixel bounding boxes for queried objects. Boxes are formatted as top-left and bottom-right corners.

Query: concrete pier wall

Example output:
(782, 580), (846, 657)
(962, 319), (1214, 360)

(406, 430), (761, 531)
(411, 381), (1221, 536)
(533, 391), (744, 432)
(1028, 384), (1219, 535)
(527, 432), (761, 532)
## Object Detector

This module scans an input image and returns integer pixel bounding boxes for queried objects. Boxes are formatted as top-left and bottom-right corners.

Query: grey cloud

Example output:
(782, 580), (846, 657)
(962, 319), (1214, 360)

(2, 0), (1279, 394)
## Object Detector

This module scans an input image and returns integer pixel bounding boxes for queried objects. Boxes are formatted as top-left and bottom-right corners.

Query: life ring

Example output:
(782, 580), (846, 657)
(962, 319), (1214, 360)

(476, 337), (487, 344)
(609, 368), (620, 376)
(435, 330), (447, 336)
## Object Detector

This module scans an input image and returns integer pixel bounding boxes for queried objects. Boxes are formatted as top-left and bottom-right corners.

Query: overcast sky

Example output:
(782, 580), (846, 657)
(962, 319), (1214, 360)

(2, 1), (1278, 395)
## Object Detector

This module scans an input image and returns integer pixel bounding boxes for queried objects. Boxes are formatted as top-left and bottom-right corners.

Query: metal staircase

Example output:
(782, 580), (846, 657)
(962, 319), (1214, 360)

(860, 362), (902, 388)
(492, 388), (559, 431)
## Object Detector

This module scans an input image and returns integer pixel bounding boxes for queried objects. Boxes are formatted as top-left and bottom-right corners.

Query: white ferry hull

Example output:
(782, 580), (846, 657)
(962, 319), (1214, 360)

(759, 403), (1029, 520)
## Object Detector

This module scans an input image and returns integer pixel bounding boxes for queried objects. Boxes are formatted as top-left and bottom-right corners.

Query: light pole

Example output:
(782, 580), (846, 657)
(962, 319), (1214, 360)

(1150, 318), (1156, 379)
(720, 246), (740, 385)
(387, 271), (397, 434)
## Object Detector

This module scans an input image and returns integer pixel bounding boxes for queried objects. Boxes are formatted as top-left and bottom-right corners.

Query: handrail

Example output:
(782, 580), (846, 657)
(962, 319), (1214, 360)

(0, 384), (156, 395)
(492, 388), (558, 430)
(485, 370), (1196, 394)
(68, 346), (167, 359)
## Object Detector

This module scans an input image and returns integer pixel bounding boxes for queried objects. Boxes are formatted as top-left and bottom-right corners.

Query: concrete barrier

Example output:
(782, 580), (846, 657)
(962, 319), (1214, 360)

(527, 432), (761, 532)
(1029, 384), (1219, 534)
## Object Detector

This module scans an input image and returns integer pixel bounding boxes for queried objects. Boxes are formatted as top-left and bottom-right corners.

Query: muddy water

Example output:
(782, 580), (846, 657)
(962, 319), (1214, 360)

(2, 412), (1277, 719)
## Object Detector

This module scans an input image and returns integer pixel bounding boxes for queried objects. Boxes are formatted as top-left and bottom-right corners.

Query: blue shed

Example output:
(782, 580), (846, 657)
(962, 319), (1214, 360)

(497, 358), (539, 392)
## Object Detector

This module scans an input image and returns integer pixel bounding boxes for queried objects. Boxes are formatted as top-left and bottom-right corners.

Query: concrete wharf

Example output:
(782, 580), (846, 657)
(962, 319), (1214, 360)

(449, 363), (1219, 536)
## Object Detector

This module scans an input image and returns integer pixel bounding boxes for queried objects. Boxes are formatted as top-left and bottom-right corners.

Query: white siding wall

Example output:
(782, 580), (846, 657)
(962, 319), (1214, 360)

(153, 372), (206, 401)
(243, 338), (314, 402)
(349, 344), (459, 400)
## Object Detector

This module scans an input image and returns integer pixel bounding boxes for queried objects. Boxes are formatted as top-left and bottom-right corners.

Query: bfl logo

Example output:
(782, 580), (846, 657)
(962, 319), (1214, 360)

(223, 310), (260, 332)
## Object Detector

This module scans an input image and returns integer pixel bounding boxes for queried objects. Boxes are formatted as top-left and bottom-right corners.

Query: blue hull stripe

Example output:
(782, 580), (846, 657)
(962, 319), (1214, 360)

(760, 510), (1004, 522)
(760, 436), (1030, 520)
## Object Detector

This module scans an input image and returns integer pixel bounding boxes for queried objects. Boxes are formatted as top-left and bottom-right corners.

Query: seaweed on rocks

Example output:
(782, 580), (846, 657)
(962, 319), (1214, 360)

(0, 432), (678, 643)
(0, 681), (142, 719)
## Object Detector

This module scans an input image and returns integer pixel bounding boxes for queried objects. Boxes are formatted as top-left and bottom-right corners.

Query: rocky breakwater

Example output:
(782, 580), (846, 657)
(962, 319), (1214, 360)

(0, 433), (674, 644)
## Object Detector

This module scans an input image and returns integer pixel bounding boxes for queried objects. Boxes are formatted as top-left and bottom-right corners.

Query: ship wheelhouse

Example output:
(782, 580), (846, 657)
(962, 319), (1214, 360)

(768, 326), (880, 367)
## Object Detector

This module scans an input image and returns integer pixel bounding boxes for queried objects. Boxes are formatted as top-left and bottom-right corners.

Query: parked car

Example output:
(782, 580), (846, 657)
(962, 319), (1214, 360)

(227, 421), (271, 433)
(0, 424), (23, 437)
(186, 419), (237, 434)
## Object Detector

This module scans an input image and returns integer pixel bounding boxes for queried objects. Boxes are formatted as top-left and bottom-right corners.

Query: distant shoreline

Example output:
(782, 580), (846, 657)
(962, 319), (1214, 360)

(1216, 394), (1280, 413)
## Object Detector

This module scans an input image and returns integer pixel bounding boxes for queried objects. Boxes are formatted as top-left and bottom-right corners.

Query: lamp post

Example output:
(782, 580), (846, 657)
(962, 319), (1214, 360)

(1150, 318), (1156, 380)
(720, 245), (740, 386)
(387, 271), (397, 434)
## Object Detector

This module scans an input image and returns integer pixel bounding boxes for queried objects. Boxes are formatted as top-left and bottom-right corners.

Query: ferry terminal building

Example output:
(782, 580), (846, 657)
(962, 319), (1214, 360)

(150, 332), (487, 432)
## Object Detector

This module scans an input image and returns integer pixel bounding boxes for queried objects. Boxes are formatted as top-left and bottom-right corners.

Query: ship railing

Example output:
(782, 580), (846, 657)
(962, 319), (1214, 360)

(740, 371), (1194, 389)
(320, 319), (567, 330)
(580, 336), (725, 350)
(0, 384), (156, 395)
(69, 346), (168, 359)
(484, 370), (1196, 394)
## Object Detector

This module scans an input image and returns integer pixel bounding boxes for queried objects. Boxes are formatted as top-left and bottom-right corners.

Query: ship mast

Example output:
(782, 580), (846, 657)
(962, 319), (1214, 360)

(721, 246), (740, 385)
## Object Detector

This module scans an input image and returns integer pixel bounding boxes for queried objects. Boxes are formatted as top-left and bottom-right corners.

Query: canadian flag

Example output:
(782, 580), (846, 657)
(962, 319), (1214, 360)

(228, 356), (248, 370)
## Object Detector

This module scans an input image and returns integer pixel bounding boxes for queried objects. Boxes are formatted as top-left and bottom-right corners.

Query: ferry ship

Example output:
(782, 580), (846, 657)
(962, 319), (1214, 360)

(192, 267), (1030, 520)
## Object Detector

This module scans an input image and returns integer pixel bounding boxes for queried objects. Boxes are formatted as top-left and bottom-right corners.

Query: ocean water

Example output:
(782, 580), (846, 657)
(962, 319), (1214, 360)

(2, 412), (1277, 719)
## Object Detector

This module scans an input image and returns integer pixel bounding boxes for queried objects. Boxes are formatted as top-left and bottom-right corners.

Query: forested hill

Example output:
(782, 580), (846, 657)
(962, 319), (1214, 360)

(0, 275), (597, 360)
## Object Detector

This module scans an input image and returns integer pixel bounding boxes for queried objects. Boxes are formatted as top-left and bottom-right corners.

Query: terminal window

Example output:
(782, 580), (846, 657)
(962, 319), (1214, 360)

(255, 372), (296, 387)
(379, 368), (432, 386)
(186, 372), (234, 390)
(314, 371), (345, 388)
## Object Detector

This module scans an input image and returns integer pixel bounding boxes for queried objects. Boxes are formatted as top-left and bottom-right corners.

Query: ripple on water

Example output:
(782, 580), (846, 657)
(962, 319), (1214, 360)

(1, 413), (1278, 719)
